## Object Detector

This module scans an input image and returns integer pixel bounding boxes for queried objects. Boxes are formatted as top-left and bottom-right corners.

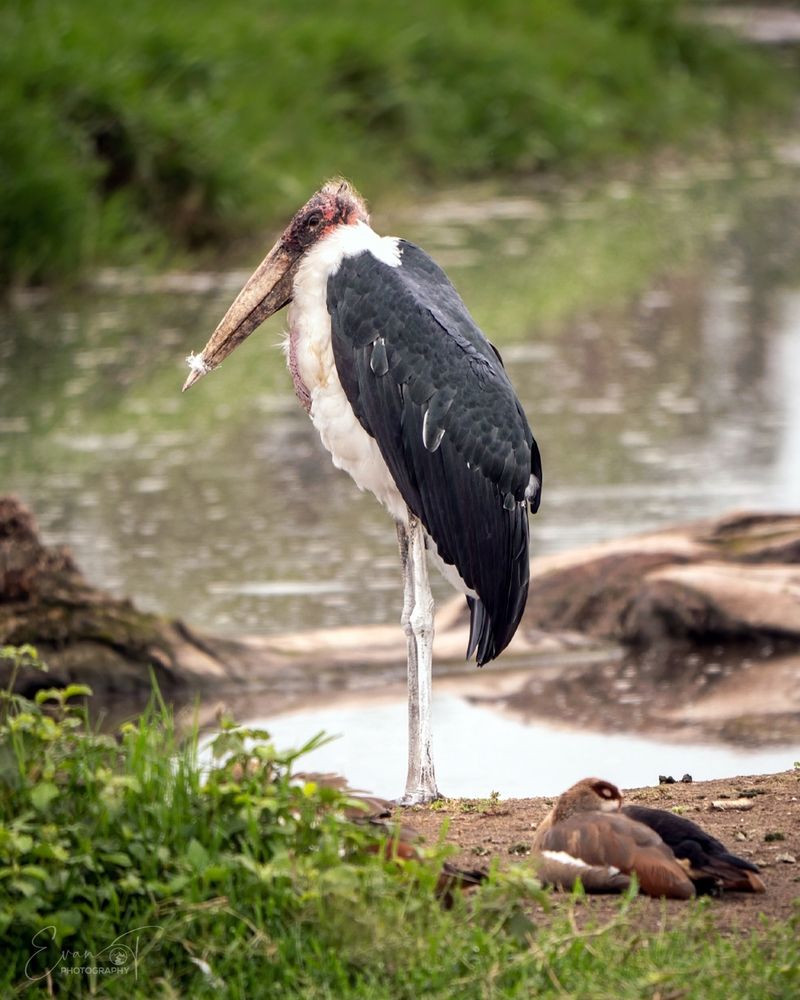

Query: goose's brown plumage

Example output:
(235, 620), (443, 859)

(533, 778), (695, 900)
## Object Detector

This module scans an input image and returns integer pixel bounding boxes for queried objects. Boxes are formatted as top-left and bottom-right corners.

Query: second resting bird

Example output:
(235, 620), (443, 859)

(183, 180), (541, 805)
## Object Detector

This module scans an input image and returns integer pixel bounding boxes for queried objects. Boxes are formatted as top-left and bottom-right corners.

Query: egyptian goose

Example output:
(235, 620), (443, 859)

(533, 778), (695, 899)
(533, 777), (766, 898)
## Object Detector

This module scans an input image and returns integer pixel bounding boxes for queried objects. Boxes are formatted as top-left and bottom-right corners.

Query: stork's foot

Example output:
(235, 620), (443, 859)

(395, 786), (443, 807)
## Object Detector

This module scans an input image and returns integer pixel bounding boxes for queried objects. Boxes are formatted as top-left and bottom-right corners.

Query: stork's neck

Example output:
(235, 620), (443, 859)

(282, 217), (408, 524)
(286, 220), (401, 404)
(285, 221), (399, 413)
(293, 220), (401, 300)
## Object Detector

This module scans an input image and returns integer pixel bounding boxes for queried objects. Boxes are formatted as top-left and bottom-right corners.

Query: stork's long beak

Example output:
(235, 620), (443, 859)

(182, 239), (300, 391)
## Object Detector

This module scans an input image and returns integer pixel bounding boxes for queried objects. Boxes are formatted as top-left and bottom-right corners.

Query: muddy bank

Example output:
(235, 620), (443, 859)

(406, 768), (800, 933)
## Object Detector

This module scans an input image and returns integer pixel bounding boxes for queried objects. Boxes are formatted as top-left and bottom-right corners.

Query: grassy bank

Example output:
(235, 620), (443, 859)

(1, 652), (798, 998)
(0, 0), (789, 287)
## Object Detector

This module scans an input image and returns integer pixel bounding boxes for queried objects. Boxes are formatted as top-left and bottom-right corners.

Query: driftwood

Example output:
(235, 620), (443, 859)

(0, 496), (270, 698)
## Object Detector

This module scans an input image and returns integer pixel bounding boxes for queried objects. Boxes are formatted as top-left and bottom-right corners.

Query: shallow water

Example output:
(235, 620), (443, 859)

(199, 691), (796, 798)
(2, 158), (798, 639)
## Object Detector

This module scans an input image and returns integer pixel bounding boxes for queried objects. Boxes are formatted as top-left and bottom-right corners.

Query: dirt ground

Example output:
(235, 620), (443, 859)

(407, 769), (800, 932)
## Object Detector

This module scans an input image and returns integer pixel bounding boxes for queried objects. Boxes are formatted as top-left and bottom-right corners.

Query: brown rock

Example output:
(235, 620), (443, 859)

(621, 562), (800, 645)
(513, 511), (800, 651)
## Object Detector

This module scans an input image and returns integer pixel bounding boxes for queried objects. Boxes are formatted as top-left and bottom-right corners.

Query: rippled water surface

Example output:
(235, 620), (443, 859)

(2, 159), (799, 636)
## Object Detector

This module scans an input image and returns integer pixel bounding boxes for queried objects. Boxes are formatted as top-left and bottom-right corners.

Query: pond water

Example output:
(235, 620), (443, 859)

(197, 691), (795, 799)
(2, 156), (798, 640)
(5, 155), (800, 791)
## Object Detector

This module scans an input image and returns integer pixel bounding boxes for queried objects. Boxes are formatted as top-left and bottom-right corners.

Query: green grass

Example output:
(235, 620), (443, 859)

(0, 0), (789, 287)
(1, 649), (798, 998)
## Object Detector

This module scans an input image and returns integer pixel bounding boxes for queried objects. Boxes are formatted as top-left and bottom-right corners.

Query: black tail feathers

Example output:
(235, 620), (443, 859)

(466, 590), (528, 666)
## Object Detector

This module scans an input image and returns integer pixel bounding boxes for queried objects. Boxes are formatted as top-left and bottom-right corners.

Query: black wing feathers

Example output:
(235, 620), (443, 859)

(622, 804), (764, 892)
(328, 241), (540, 664)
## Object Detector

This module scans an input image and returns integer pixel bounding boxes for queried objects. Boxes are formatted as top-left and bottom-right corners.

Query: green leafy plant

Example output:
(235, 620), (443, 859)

(0, 667), (547, 995)
(1, 644), (48, 704)
(1, 656), (798, 997)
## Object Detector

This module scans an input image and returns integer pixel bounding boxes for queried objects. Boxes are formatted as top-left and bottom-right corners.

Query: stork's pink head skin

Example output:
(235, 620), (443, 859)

(182, 179), (368, 391)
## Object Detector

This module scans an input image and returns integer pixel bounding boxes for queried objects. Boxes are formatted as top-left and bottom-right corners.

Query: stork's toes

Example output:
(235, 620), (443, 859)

(395, 788), (443, 807)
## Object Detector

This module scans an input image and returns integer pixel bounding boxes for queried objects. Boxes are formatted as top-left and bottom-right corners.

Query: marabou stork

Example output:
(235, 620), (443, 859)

(182, 180), (541, 804)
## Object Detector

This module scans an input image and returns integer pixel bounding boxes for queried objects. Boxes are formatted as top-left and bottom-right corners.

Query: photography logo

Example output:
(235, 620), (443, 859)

(25, 925), (160, 983)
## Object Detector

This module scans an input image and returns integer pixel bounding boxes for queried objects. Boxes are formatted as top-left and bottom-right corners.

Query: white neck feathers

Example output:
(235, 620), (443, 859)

(294, 221), (401, 298)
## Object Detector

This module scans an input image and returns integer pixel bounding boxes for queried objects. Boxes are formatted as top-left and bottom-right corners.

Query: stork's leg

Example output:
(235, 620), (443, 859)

(396, 513), (440, 805)
(396, 519), (422, 802)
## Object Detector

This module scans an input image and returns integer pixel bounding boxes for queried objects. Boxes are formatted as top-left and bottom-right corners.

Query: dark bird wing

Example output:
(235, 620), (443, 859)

(622, 805), (766, 893)
(535, 812), (695, 900)
(328, 241), (541, 664)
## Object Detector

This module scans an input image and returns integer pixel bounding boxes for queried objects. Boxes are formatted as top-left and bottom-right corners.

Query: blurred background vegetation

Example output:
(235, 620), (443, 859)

(0, 0), (791, 288)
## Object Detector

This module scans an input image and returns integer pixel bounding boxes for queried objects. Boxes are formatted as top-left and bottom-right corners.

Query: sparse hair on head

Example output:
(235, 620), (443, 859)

(320, 176), (369, 222)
